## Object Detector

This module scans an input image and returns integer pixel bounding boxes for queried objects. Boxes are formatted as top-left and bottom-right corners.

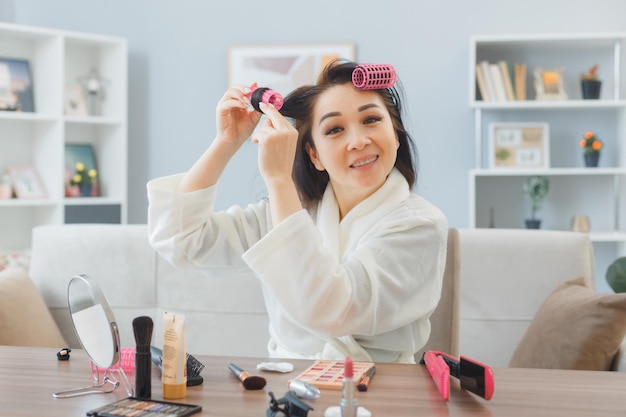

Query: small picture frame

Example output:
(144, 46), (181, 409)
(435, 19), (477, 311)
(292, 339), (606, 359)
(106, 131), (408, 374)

(64, 143), (99, 197)
(534, 67), (568, 101)
(7, 166), (46, 199)
(488, 123), (550, 169)
(64, 84), (87, 116)
(0, 57), (35, 112)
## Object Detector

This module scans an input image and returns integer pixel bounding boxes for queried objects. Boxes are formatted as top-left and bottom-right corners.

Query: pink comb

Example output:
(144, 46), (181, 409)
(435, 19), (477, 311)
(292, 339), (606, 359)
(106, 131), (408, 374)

(352, 64), (397, 90)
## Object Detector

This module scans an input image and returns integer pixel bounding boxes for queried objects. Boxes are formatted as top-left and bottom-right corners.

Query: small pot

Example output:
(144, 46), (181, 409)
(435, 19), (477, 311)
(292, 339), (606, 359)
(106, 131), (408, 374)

(581, 80), (601, 99)
(525, 219), (541, 229)
(584, 153), (600, 168)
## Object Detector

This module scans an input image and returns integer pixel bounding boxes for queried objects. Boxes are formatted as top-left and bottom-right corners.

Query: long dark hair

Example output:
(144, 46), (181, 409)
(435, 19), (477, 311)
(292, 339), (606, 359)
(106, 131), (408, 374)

(280, 60), (418, 209)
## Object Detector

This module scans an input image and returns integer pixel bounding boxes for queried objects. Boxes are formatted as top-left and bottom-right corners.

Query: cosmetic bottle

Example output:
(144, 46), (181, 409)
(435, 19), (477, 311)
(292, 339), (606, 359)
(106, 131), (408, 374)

(162, 311), (187, 399)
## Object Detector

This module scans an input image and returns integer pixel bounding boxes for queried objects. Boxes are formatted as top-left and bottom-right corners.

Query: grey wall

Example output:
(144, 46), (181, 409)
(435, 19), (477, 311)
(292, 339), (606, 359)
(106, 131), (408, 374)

(4, 0), (626, 227)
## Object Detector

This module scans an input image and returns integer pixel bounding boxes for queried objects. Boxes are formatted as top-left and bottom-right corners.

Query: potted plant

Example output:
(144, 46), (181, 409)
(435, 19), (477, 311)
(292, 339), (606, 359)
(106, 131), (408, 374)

(581, 64), (601, 99)
(579, 131), (602, 167)
(606, 257), (626, 293)
(69, 162), (98, 197)
(522, 176), (549, 229)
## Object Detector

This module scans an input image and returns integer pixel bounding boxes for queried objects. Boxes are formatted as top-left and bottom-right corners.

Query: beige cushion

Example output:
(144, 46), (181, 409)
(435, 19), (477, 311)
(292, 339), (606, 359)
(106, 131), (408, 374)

(509, 277), (626, 370)
(0, 267), (67, 347)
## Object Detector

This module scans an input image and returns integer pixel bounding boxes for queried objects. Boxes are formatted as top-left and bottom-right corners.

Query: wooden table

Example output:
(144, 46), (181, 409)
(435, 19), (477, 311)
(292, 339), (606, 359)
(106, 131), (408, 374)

(1, 346), (625, 416)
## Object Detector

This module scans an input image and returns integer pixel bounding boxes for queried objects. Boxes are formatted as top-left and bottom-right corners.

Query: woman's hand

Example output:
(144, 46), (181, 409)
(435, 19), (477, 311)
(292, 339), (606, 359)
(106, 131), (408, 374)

(252, 102), (302, 225)
(215, 85), (263, 149)
(252, 102), (299, 182)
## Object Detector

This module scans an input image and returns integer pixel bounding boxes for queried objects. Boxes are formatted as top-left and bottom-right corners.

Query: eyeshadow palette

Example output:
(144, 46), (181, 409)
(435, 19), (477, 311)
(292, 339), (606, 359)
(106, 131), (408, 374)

(86, 397), (201, 417)
(292, 360), (375, 390)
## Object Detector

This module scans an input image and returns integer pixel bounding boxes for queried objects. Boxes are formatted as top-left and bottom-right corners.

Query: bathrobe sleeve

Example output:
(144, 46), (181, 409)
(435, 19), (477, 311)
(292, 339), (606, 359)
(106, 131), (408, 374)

(147, 173), (273, 268)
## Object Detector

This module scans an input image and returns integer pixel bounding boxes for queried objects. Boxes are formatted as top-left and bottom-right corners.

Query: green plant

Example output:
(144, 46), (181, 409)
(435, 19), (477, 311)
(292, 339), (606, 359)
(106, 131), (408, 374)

(581, 64), (599, 81)
(579, 131), (602, 156)
(523, 176), (549, 220)
(606, 257), (626, 293)
(69, 162), (97, 187)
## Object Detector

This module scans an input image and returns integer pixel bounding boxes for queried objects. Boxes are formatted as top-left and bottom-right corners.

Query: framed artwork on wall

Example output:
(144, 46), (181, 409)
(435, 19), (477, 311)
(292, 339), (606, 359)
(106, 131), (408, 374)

(7, 166), (46, 199)
(227, 42), (356, 94)
(488, 123), (550, 169)
(0, 58), (35, 112)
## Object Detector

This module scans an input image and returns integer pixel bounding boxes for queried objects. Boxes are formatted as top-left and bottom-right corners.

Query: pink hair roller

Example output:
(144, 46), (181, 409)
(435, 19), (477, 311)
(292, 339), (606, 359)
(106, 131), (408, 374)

(91, 346), (136, 373)
(250, 85), (284, 112)
(352, 64), (397, 90)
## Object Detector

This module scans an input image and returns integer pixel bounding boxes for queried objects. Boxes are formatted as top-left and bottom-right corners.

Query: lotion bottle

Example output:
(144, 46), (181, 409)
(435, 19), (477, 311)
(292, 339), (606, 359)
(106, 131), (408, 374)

(162, 311), (187, 399)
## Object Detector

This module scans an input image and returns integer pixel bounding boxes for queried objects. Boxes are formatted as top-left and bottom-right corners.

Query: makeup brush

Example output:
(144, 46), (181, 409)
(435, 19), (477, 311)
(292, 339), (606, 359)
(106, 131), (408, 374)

(357, 366), (376, 392)
(228, 363), (266, 390)
(132, 316), (154, 399)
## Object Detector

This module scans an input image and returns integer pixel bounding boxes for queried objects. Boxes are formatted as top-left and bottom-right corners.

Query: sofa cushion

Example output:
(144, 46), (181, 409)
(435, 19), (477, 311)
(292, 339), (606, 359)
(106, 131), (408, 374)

(0, 267), (67, 347)
(509, 277), (626, 370)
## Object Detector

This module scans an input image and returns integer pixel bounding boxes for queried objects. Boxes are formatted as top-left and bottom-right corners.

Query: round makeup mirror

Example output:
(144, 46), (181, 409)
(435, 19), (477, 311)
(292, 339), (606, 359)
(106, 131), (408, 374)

(53, 274), (132, 398)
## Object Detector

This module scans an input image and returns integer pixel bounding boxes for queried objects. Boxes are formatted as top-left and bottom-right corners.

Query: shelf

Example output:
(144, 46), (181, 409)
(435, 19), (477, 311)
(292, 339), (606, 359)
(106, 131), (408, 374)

(0, 22), (127, 248)
(471, 100), (626, 110)
(469, 32), (626, 283)
(471, 168), (626, 176)
(0, 112), (58, 122)
(0, 199), (58, 207)
(63, 197), (123, 206)
(64, 116), (124, 125)
(589, 231), (626, 242)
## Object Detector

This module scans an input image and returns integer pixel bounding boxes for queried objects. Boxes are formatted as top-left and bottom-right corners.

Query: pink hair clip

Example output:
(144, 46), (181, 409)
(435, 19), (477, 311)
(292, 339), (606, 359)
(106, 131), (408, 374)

(352, 64), (397, 90)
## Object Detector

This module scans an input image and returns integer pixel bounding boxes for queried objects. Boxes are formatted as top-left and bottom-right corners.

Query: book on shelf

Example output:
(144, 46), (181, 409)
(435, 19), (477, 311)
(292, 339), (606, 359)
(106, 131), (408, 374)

(475, 63), (491, 101)
(499, 60), (516, 101)
(479, 60), (498, 102)
(514, 63), (527, 100)
(489, 63), (508, 102)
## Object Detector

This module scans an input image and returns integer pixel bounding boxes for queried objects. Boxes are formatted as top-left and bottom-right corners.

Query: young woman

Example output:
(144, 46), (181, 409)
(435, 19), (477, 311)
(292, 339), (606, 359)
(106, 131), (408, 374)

(147, 60), (448, 363)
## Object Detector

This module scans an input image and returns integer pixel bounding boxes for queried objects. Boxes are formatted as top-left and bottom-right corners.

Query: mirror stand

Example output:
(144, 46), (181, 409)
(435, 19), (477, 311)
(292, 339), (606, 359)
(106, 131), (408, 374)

(53, 275), (134, 399)
(53, 366), (133, 398)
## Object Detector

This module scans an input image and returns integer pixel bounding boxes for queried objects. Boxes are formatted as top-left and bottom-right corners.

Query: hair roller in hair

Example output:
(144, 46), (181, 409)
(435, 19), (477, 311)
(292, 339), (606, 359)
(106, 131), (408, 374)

(250, 86), (284, 112)
(352, 64), (397, 90)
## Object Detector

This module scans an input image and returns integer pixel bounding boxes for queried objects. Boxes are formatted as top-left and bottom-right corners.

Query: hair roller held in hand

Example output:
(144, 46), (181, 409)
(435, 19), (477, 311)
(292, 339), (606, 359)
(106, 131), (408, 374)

(352, 64), (397, 90)
(249, 84), (284, 112)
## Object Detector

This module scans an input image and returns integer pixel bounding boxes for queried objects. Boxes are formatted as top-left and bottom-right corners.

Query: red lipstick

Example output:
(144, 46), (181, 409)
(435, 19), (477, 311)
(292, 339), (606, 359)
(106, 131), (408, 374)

(340, 356), (358, 417)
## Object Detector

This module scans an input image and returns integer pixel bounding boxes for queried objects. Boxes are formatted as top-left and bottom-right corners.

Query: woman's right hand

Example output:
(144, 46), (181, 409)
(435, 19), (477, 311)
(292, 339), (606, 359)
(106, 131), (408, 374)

(215, 85), (263, 149)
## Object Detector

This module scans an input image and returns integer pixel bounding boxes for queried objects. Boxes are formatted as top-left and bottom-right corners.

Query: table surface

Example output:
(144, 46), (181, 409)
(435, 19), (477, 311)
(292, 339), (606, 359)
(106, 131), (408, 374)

(1, 346), (625, 417)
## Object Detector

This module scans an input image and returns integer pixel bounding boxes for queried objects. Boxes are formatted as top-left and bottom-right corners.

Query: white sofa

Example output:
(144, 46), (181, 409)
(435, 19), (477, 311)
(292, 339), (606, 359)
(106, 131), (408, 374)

(29, 224), (269, 357)
(22, 224), (626, 370)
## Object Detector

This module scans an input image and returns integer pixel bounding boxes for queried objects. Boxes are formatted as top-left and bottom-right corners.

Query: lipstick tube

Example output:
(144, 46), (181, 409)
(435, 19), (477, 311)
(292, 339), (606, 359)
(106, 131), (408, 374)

(340, 357), (358, 417)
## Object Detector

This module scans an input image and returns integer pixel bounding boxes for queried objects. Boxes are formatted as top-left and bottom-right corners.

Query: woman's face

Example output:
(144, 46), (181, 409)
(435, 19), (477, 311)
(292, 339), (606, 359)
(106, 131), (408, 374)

(307, 84), (399, 215)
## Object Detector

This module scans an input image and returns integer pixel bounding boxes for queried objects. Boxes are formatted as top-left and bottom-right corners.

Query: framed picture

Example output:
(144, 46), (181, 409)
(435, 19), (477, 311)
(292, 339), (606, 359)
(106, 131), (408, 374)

(533, 67), (567, 101)
(64, 143), (99, 197)
(64, 84), (87, 116)
(488, 123), (550, 169)
(228, 43), (355, 93)
(7, 166), (46, 199)
(0, 58), (35, 112)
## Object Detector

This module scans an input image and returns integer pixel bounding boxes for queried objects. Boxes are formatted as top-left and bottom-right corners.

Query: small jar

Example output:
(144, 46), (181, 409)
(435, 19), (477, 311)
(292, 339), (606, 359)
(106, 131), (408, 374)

(0, 175), (12, 199)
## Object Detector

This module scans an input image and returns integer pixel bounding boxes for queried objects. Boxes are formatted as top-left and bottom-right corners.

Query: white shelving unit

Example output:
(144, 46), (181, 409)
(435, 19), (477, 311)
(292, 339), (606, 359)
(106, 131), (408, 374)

(469, 33), (626, 291)
(0, 22), (127, 250)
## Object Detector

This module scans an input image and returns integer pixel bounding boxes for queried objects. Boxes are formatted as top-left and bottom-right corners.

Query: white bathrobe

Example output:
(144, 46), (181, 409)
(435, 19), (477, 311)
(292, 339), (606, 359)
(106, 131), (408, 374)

(147, 168), (448, 363)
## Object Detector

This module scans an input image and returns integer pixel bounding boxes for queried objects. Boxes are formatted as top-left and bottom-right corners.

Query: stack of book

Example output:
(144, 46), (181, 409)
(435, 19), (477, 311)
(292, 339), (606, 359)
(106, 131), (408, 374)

(476, 60), (527, 102)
